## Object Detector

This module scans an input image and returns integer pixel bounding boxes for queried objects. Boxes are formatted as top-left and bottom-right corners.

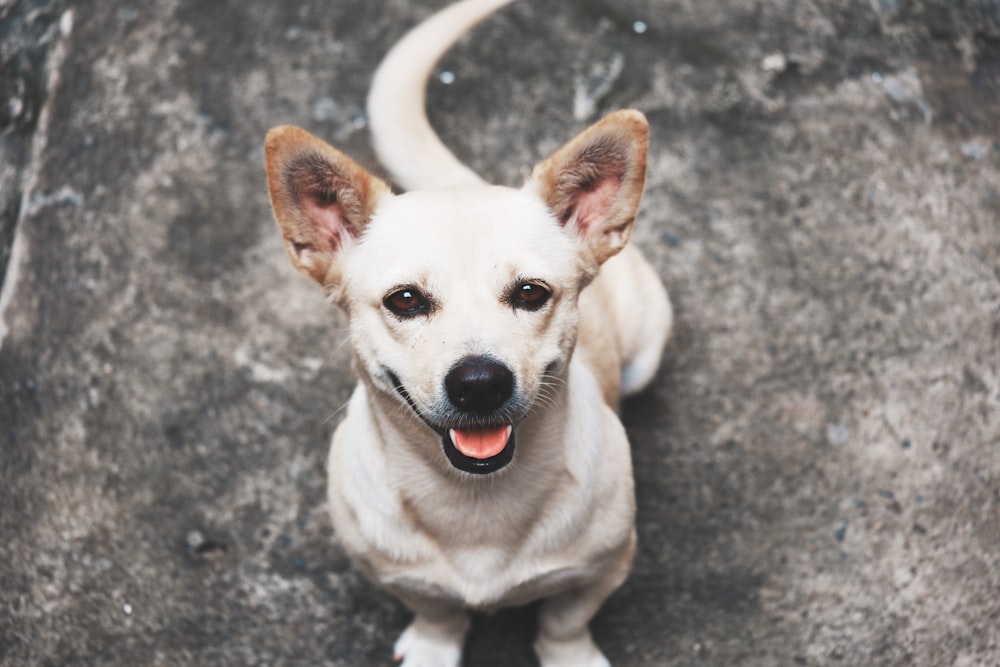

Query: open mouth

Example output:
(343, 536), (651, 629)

(387, 371), (517, 475)
(443, 425), (515, 475)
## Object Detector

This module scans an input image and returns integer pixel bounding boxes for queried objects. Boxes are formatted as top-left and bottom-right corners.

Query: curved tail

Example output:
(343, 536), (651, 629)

(367, 0), (515, 191)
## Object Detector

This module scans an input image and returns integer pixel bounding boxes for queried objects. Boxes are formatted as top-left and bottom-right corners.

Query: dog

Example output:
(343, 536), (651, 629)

(263, 0), (671, 665)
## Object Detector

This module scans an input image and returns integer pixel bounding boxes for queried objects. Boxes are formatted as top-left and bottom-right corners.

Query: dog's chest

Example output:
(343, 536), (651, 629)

(339, 468), (621, 611)
(377, 544), (597, 611)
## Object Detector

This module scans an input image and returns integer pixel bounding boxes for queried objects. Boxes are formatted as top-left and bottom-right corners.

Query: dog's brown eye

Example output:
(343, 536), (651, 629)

(512, 282), (551, 311)
(384, 288), (430, 318)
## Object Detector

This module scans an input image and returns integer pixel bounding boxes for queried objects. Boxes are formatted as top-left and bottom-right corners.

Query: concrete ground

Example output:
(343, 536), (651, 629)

(2, 0), (998, 665)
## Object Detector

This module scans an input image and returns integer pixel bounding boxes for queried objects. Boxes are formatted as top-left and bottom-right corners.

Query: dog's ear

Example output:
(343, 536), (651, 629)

(529, 110), (648, 269)
(264, 125), (391, 288)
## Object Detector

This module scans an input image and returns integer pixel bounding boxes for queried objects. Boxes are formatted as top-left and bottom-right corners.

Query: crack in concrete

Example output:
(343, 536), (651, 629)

(0, 7), (73, 349)
(1, 2), (62, 280)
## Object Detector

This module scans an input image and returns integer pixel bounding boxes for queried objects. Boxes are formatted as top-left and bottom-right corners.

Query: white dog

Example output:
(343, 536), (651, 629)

(264, 0), (672, 665)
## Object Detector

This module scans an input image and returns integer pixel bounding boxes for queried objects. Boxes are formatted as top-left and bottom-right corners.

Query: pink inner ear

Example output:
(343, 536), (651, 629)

(571, 177), (620, 235)
(302, 196), (352, 253)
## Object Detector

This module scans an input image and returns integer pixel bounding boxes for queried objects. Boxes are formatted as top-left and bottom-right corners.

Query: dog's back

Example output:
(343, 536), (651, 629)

(578, 246), (672, 406)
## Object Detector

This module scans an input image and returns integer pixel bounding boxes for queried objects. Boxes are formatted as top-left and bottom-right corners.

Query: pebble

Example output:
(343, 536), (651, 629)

(186, 529), (206, 551)
(117, 7), (139, 24)
(59, 9), (74, 35)
(761, 52), (787, 73)
(662, 231), (681, 247)
(825, 423), (849, 446)
(833, 519), (848, 542)
(961, 138), (991, 160)
(312, 96), (338, 123)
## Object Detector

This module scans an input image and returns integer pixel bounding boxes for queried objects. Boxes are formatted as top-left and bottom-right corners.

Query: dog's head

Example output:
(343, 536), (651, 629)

(264, 111), (648, 475)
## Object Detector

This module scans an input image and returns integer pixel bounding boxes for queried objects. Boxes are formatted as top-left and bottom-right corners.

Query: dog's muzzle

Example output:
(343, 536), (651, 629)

(440, 356), (516, 473)
(388, 356), (519, 475)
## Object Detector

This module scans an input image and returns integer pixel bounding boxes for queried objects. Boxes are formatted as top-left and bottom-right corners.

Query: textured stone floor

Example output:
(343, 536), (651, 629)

(2, 1), (998, 665)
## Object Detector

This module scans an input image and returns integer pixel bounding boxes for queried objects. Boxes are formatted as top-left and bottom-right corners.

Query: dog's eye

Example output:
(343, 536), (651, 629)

(511, 282), (551, 311)
(384, 288), (430, 318)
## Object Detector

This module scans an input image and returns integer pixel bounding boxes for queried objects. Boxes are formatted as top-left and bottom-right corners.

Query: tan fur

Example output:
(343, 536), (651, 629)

(265, 125), (391, 287)
(531, 110), (649, 268)
(264, 2), (671, 666)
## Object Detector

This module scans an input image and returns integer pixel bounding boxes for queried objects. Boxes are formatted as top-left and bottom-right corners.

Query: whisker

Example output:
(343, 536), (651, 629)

(321, 395), (353, 425)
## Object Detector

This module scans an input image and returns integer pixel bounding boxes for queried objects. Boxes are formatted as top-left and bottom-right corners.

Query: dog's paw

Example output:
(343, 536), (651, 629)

(534, 632), (611, 667)
(393, 619), (465, 667)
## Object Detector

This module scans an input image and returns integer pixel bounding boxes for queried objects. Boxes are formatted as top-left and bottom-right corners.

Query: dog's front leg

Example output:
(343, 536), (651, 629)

(393, 593), (470, 667)
(533, 532), (637, 667)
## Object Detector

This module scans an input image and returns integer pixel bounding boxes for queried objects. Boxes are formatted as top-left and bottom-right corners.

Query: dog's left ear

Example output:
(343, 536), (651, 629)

(529, 110), (649, 269)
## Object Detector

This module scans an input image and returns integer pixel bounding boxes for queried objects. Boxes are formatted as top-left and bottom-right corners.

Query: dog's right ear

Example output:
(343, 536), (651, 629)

(264, 125), (391, 288)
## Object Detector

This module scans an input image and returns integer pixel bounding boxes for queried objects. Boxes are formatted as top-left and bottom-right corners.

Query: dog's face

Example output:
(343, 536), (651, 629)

(265, 112), (648, 474)
(343, 187), (583, 472)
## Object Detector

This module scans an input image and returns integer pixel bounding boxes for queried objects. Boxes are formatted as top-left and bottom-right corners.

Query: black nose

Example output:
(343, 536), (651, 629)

(445, 356), (514, 413)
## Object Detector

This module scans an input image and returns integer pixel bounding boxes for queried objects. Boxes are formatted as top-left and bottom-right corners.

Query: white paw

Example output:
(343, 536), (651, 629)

(393, 620), (464, 667)
(535, 632), (611, 667)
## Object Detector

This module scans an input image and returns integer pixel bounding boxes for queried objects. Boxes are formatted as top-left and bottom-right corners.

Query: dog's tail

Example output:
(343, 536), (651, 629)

(367, 0), (515, 191)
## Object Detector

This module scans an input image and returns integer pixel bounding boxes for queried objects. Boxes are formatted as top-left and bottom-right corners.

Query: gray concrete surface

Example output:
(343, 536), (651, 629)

(2, 0), (999, 665)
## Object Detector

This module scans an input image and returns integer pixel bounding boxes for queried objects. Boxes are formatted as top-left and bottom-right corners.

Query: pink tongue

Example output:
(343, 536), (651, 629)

(449, 426), (512, 460)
